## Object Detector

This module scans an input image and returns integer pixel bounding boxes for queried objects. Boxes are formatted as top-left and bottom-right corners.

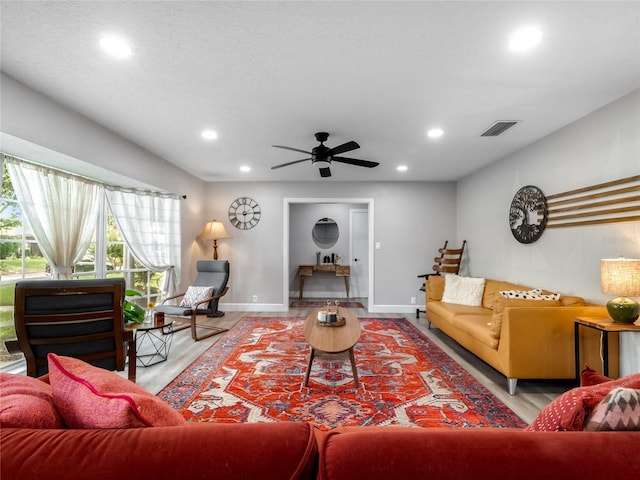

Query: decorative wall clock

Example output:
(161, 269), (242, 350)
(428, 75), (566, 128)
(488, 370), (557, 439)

(228, 197), (261, 230)
(509, 185), (547, 244)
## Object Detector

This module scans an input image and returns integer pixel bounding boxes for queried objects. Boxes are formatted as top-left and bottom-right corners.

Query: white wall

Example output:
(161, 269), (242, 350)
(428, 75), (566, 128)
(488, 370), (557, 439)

(457, 88), (640, 373)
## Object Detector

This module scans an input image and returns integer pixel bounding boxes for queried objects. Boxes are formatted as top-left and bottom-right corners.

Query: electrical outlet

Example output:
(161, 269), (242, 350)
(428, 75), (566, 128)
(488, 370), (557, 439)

(410, 296), (416, 305)
(252, 295), (258, 303)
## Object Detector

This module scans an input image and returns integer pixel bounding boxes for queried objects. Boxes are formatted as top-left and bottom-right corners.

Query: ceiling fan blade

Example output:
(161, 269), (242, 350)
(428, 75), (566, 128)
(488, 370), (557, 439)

(327, 140), (360, 156)
(319, 167), (332, 178)
(270, 158), (312, 170)
(272, 145), (312, 155)
(332, 156), (380, 168)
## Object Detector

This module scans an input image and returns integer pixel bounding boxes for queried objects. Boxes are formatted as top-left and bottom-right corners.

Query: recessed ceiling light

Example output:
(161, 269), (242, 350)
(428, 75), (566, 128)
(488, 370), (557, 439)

(99, 36), (132, 58)
(509, 26), (542, 52)
(427, 128), (444, 139)
(240, 166), (251, 173)
(201, 129), (218, 140)
(397, 165), (408, 172)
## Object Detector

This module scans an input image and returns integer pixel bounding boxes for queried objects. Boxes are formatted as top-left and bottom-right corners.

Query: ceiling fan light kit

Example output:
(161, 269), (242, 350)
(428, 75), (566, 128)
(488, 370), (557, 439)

(271, 131), (379, 178)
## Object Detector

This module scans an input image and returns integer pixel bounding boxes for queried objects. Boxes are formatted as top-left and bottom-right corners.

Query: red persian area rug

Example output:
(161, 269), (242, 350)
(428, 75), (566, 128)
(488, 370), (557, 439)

(289, 299), (365, 308)
(159, 317), (526, 430)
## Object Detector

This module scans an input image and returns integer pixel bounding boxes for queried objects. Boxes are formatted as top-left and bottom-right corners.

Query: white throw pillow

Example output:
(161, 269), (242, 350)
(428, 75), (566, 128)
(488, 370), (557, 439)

(179, 286), (214, 307)
(441, 274), (486, 307)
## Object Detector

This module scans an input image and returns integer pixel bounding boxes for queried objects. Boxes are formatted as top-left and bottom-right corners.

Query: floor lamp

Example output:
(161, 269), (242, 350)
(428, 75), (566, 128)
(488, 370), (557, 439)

(200, 220), (231, 260)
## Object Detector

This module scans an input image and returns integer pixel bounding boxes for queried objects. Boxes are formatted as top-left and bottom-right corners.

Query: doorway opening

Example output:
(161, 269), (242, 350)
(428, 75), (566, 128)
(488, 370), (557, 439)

(282, 197), (374, 310)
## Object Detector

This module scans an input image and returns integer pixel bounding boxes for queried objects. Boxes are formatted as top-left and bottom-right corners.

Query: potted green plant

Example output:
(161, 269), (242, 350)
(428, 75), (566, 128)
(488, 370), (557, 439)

(124, 289), (146, 324)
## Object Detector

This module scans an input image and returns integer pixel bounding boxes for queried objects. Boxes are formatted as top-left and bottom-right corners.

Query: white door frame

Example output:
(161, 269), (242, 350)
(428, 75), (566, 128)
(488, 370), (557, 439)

(282, 197), (374, 310)
(349, 208), (369, 299)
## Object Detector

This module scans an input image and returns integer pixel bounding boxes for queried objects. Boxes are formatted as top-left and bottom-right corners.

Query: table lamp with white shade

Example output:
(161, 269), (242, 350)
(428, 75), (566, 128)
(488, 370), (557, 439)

(600, 257), (640, 324)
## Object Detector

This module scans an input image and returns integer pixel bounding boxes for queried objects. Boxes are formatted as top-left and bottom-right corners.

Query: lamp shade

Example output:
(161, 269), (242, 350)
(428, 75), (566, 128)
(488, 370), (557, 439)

(601, 257), (640, 297)
(200, 220), (231, 241)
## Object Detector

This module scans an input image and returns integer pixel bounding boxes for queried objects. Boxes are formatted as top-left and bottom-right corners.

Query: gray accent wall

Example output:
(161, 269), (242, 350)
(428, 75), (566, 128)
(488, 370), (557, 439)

(456, 88), (640, 374)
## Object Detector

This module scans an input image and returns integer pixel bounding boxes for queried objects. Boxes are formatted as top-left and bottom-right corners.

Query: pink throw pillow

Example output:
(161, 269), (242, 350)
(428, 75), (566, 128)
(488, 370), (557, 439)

(0, 372), (63, 429)
(47, 353), (186, 429)
(526, 372), (640, 431)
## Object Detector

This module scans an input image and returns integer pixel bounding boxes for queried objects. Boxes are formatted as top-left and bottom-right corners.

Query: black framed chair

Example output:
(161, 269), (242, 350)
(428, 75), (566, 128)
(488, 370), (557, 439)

(8, 278), (136, 381)
(155, 260), (230, 341)
(416, 240), (467, 319)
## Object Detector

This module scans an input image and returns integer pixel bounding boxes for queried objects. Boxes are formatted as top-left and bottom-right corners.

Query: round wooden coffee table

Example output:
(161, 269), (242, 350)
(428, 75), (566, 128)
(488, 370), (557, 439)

(303, 308), (362, 388)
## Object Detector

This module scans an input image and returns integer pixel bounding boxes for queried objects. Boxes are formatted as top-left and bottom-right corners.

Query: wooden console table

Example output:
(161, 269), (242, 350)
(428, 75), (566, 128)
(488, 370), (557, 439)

(298, 264), (350, 300)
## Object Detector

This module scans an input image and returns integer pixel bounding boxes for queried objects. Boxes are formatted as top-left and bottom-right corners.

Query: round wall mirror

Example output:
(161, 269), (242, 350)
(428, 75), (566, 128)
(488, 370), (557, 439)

(312, 218), (339, 248)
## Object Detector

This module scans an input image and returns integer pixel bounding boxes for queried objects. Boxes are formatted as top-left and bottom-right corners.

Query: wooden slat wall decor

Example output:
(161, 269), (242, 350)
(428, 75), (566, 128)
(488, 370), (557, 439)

(544, 175), (640, 228)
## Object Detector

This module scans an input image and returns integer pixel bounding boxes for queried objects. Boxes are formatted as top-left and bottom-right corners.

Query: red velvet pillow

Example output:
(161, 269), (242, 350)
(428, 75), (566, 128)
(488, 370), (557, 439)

(47, 354), (186, 429)
(0, 372), (63, 429)
(580, 364), (611, 387)
(526, 372), (640, 431)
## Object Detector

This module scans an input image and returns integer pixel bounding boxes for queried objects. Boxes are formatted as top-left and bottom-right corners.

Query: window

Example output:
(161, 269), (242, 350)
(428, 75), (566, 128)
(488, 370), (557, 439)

(0, 161), (163, 369)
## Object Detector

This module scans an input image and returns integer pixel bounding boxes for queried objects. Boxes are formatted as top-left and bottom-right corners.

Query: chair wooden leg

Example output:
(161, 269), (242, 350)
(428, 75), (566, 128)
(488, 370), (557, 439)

(126, 339), (137, 383)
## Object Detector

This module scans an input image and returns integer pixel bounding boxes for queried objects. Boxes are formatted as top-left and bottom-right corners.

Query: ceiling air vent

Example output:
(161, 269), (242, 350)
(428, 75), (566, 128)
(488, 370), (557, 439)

(481, 121), (518, 137)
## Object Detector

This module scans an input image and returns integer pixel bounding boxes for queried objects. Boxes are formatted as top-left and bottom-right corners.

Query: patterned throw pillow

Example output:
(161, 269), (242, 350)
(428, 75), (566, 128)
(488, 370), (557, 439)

(499, 288), (561, 301)
(499, 289), (542, 299)
(583, 387), (640, 431)
(179, 286), (214, 307)
(526, 372), (640, 431)
(47, 353), (186, 429)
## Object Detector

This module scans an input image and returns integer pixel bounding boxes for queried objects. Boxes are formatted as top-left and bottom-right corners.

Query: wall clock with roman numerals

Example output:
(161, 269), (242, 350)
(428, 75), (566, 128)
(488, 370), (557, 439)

(228, 197), (261, 230)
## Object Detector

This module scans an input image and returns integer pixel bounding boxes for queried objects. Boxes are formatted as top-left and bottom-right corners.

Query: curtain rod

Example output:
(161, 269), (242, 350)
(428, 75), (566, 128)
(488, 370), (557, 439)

(1, 152), (183, 199)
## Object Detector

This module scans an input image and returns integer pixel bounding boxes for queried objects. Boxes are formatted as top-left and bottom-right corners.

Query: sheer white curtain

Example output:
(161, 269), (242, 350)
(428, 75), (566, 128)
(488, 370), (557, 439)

(5, 157), (102, 279)
(106, 187), (181, 297)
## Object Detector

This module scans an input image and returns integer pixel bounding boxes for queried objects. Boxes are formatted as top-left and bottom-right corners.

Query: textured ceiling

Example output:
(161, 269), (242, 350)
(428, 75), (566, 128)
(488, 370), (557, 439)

(1, 1), (639, 183)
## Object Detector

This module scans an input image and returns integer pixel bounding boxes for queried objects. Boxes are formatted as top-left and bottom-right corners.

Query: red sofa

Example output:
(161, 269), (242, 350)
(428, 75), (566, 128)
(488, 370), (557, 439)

(2, 357), (639, 480)
(2, 423), (639, 480)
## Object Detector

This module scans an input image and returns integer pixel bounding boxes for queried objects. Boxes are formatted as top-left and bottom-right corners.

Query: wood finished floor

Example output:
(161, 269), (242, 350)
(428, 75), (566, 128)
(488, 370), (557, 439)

(130, 301), (570, 424)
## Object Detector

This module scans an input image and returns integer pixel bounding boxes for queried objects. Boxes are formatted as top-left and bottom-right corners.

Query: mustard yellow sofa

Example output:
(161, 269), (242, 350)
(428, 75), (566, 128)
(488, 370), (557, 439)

(425, 276), (612, 395)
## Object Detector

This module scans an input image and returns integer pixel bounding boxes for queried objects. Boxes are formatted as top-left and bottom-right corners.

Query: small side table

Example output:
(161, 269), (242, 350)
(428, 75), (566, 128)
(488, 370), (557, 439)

(573, 316), (640, 382)
(125, 318), (175, 367)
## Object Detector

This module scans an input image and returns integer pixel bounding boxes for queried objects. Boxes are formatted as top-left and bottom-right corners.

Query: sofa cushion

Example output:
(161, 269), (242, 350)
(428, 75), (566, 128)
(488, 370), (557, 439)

(583, 387), (640, 431)
(482, 280), (531, 310)
(489, 297), (561, 339)
(559, 295), (586, 307)
(0, 421), (318, 480)
(526, 372), (640, 431)
(442, 275), (485, 306)
(316, 426), (640, 480)
(0, 373), (63, 429)
(426, 275), (445, 302)
(427, 301), (492, 325)
(450, 315), (499, 349)
(47, 353), (186, 429)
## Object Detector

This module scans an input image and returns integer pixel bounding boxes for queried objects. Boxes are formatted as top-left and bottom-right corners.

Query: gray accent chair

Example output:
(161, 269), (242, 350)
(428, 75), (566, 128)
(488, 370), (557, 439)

(8, 278), (136, 381)
(155, 260), (230, 341)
